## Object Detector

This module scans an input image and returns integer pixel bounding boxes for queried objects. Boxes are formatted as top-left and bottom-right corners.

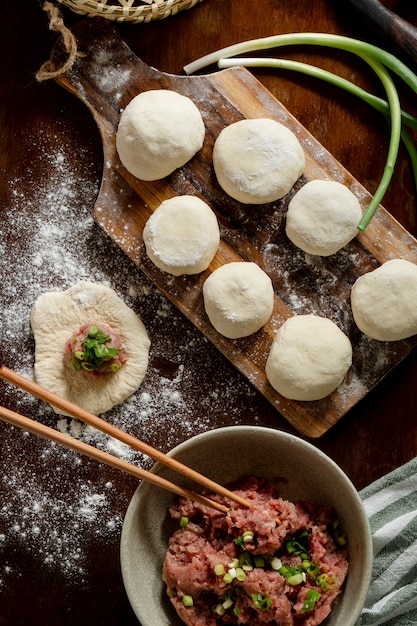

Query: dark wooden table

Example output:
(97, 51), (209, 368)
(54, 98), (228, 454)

(1, 1), (417, 624)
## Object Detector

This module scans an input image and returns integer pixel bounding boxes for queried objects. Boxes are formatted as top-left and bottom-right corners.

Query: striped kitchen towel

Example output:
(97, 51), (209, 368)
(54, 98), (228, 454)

(356, 456), (417, 625)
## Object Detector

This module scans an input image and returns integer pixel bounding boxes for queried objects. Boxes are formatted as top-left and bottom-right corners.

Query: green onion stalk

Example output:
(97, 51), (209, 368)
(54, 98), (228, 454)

(184, 33), (417, 231)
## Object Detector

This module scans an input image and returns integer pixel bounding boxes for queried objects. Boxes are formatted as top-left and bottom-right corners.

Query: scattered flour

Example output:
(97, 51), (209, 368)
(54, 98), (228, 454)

(0, 123), (258, 587)
(91, 48), (133, 97)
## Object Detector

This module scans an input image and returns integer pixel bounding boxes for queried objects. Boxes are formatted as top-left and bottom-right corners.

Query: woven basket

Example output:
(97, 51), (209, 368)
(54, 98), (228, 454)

(59, 0), (204, 23)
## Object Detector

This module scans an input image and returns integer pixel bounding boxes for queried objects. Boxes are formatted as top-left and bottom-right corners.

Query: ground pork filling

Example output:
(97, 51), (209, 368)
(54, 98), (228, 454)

(162, 476), (348, 626)
(65, 322), (128, 377)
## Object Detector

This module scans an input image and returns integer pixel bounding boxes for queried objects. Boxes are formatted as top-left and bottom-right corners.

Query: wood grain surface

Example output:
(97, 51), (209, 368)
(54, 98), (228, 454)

(54, 17), (417, 437)
(1, 1), (417, 625)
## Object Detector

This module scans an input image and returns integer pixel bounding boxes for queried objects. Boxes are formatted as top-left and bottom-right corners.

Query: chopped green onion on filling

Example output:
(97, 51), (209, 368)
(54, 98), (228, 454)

(317, 573), (338, 591)
(285, 529), (310, 557)
(214, 563), (225, 576)
(302, 589), (322, 613)
(241, 529), (255, 542)
(70, 324), (122, 374)
(330, 520), (348, 546)
(251, 593), (272, 611)
(253, 554), (265, 568)
(287, 572), (305, 586)
(209, 523), (343, 616)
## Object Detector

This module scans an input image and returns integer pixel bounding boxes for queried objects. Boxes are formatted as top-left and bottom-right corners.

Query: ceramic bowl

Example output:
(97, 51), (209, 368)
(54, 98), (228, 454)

(120, 426), (372, 625)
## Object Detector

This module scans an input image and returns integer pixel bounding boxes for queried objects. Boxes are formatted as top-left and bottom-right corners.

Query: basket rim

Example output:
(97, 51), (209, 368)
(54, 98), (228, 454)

(59, 0), (201, 13)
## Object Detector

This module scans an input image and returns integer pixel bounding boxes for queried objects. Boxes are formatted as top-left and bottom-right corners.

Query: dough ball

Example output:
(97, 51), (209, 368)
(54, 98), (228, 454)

(203, 262), (274, 339)
(143, 195), (220, 276)
(212, 118), (305, 204)
(116, 89), (205, 181)
(286, 179), (362, 256)
(265, 314), (352, 401)
(351, 258), (417, 341)
(31, 281), (151, 415)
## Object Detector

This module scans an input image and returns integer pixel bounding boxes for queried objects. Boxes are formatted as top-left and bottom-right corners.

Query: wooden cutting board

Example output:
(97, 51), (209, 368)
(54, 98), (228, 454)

(53, 18), (417, 438)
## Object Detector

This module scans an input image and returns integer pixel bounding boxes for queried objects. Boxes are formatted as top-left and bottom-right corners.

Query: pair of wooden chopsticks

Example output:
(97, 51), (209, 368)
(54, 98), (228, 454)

(0, 366), (250, 513)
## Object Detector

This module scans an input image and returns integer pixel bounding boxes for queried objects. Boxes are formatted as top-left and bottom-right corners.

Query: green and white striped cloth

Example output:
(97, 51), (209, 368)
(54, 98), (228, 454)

(356, 457), (417, 625)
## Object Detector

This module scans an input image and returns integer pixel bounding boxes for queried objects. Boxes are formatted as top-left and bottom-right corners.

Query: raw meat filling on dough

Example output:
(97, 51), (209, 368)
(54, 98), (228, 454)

(31, 281), (151, 415)
(65, 322), (128, 376)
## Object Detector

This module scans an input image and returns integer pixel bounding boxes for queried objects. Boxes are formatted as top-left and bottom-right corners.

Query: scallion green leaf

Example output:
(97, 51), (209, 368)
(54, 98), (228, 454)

(184, 32), (417, 92)
(218, 57), (417, 131)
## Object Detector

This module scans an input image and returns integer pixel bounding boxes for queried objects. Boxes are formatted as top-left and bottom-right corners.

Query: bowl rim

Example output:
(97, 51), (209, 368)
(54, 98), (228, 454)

(121, 425), (373, 625)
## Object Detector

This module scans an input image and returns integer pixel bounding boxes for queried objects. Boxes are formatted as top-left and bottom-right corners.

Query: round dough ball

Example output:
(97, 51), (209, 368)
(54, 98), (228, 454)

(203, 262), (274, 339)
(116, 89), (205, 181)
(31, 281), (151, 415)
(265, 314), (352, 401)
(286, 179), (362, 256)
(212, 118), (305, 204)
(351, 258), (417, 341)
(143, 195), (220, 276)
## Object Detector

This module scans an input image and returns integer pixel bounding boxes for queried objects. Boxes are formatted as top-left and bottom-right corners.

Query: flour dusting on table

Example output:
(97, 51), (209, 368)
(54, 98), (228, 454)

(0, 125), (258, 586)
